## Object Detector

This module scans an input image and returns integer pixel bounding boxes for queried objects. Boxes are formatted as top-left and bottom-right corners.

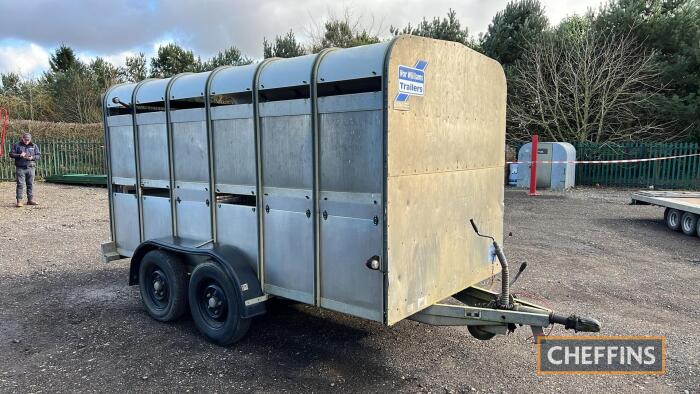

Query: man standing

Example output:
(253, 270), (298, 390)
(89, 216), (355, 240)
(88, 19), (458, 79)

(9, 133), (41, 207)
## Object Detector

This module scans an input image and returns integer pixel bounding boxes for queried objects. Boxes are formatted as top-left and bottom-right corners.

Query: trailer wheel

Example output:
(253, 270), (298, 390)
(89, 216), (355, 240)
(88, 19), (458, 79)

(188, 262), (251, 346)
(680, 212), (698, 236)
(138, 250), (188, 322)
(467, 325), (496, 341)
(665, 208), (682, 231)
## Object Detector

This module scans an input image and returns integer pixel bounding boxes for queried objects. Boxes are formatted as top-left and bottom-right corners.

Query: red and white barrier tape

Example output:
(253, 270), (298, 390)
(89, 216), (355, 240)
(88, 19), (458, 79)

(506, 152), (700, 165)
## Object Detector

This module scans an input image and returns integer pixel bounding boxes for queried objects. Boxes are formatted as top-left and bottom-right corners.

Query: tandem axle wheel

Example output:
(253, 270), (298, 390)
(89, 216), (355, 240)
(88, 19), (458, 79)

(137, 250), (252, 345)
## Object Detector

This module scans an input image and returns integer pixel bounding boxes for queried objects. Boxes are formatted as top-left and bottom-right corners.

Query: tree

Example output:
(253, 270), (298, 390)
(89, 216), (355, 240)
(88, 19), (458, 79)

(202, 47), (252, 70)
(0, 73), (22, 95)
(263, 30), (306, 58)
(89, 57), (121, 91)
(150, 43), (202, 78)
(390, 9), (472, 47)
(507, 20), (676, 143)
(124, 52), (148, 82)
(481, 0), (549, 67)
(310, 10), (381, 52)
(48, 63), (102, 123)
(594, 0), (700, 141)
(0, 74), (55, 122)
(44, 47), (112, 123)
(0, 73), (30, 119)
(49, 44), (79, 73)
(0, 42), (263, 124)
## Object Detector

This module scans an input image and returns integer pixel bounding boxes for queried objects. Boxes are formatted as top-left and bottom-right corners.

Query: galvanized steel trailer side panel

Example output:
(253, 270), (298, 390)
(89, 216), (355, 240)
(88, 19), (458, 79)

(317, 44), (388, 321)
(257, 54), (318, 304)
(209, 64), (260, 275)
(168, 73), (213, 242)
(134, 79), (173, 242)
(103, 82), (139, 255)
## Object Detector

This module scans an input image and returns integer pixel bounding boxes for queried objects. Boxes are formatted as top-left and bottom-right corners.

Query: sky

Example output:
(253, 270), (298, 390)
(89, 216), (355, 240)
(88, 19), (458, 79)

(0, 0), (604, 78)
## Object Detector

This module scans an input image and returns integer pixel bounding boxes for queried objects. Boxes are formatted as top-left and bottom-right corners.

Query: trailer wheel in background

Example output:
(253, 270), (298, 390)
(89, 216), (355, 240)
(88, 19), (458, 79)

(188, 262), (251, 346)
(665, 208), (682, 231)
(138, 250), (188, 322)
(467, 325), (496, 341)
(681, 212), (698, 236)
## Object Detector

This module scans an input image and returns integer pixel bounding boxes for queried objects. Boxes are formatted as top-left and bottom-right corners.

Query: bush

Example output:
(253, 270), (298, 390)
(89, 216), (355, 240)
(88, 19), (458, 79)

(3, 120), (103, 142)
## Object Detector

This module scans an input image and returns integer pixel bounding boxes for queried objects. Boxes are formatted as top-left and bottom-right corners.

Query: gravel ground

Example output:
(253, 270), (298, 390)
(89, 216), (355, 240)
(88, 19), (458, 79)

(0, 182), (698, 393)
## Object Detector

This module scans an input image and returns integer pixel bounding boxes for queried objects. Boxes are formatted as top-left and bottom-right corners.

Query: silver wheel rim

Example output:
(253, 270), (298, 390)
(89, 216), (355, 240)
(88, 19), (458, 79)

(683, 216), (694, 232)
(669, 212), (679, 227)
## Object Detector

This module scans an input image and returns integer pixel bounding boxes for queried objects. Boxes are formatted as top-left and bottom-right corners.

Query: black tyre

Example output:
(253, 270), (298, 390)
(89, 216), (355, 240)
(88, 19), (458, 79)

(138, 250), (188, 322)
(665, 208), (682, 231)
(188, 262), (251, 346)
(681, 212), (698, 236)
(468, 325), (496, 341)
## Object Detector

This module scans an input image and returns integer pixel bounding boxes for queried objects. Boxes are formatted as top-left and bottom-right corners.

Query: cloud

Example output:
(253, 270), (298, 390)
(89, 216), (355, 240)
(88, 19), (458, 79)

(0, 41), (50, 77)
(78, 50), (138, 68)
(0, 0), (605, 76)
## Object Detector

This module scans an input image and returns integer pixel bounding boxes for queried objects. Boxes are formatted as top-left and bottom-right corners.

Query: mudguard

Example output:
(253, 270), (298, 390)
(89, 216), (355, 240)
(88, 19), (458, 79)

(130, 237), (265, 318)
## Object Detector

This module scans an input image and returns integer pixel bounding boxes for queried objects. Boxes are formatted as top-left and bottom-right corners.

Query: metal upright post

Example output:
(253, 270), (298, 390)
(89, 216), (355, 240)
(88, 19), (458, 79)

(528, 134), (539, 196)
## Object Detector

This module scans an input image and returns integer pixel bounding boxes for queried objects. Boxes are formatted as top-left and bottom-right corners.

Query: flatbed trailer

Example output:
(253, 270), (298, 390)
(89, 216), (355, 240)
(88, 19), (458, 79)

(631, 191), (700, 237)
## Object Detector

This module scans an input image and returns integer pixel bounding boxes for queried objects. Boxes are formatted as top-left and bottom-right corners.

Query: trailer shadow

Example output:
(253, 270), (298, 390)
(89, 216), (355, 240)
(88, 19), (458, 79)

(237, 300), (403, 381)
(594, 216), (700, 242)
(0, 269), (409, 390)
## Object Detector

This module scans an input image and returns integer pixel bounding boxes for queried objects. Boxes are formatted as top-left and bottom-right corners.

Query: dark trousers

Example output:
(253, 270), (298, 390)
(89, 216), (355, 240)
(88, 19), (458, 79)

(16, 167), (35, 201)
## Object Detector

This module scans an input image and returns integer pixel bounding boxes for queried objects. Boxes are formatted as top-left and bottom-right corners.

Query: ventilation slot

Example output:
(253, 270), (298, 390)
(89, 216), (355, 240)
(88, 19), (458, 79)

(136, 101), (166, 113)
(211, 92), (253, 106)
(216, 193), (256, 207)
(108, 106), (132, 116)
(259, 85), (310, 102)
(317, 76), (382, 97)
(113, 185), (137, 194)
(142, 187), (170, 198)
(169, 97), (205, 110)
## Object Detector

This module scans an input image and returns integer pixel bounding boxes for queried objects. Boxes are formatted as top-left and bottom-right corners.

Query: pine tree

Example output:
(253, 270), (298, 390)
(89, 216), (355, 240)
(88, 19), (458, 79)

(390, 9), (472, 46)
(49, 44), (79, 73)
(263, 31), (307, 58)
(481, 0), (549, 67)
(150, 43), (202, 78)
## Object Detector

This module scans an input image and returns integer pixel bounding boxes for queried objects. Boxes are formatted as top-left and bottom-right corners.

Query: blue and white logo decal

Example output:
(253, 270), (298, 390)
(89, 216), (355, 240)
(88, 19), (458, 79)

(395, 60), (428, 104)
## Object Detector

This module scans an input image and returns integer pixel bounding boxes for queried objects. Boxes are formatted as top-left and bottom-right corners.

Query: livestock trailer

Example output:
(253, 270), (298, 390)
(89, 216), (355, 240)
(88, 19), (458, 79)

(631, 191), (700, 237)
(101, 35), (599, 345)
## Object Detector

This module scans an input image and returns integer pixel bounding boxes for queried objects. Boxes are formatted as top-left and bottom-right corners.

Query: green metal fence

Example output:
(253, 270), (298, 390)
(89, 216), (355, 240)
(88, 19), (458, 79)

(573, 142), (700, 189)
(509, 141), (700, 189)
(1, 139), (105, 181)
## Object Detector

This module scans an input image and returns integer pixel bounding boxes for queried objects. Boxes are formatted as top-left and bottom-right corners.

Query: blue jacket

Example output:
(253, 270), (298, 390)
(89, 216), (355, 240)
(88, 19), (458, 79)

(9, 141), (41, 168)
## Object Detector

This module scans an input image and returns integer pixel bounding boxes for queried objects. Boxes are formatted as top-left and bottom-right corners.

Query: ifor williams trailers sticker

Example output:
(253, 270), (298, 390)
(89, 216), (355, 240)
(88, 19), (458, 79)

(394, 59), (428, 111)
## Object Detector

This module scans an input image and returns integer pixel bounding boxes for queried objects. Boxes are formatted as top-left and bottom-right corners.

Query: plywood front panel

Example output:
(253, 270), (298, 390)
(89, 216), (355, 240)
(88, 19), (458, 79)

(385, 36), (507, 325)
